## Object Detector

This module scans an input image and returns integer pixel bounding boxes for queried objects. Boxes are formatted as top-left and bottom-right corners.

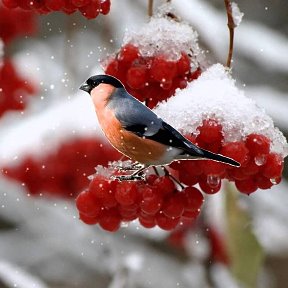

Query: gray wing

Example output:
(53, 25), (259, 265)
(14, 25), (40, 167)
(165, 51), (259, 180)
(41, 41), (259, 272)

(109, 89), (204, 156)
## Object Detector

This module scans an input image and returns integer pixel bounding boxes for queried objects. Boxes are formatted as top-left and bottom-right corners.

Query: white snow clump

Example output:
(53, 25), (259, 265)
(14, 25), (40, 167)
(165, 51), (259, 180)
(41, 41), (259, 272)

(231, 2), (244, 27)
(123, 5), (202, 63)
(154, 64), (288, 157)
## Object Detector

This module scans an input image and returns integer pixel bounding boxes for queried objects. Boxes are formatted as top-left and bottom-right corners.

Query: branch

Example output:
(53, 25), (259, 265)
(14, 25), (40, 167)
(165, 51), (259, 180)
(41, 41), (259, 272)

(148, 0), (153, 17)
(224, 0), (236, 68)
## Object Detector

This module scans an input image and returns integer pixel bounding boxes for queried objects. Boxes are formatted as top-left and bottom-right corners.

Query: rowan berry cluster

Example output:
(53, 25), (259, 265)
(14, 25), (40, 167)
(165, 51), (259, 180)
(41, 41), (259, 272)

(0, 59), (36, 117)
(170, 118), (284, 195)
(105, 43), (201, 108)
(1, 0), (111, 19)
(2, 136), (120, 197)
(76, 174), (204, 232)
(0, 4), (36, 43)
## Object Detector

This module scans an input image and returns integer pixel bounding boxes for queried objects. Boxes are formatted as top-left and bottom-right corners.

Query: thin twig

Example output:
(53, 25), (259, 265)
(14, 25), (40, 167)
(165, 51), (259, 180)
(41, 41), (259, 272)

(224, 0), (236, 68)
(162, 166), (185, 189)
(153, 166), (160, 176)
(148, 0), (153, 17)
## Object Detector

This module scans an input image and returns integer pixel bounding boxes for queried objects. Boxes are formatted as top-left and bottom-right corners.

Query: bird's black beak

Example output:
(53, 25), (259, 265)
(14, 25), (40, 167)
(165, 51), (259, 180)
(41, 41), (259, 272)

(79, 83), (91, 93)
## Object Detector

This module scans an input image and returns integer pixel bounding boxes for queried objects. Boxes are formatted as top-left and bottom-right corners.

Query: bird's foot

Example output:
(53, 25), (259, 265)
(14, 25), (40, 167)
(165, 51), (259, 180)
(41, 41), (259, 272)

(112, 174), (145, 181)
(116, 163), (144, 171)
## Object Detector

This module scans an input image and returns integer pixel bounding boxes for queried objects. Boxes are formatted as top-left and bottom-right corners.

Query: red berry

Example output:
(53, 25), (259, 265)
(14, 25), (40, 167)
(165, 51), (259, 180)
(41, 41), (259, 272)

(220, 142), (249, 166)
(89, 176), (111, 199)
(182, 187), (204, 212)
(150, 57), (177, 82)
(118, 44), (139, 66)
(262, 153), (283, 179)
(235, 178), (258, 195)
(182, 209), (200, 219)
(255, 175), (273, 190)
(146, 174), (158, 185)
(99, 209), (121, 232)
(79, 213), (99, 225)
(139, 212), (156, 228)
(80, 0), (100, 19)
(72, 0), (91, 7)
(200, 160), (226, 177)
(197, 119), (223, 144)
(156, 212), (180, 231)
(46, 0), (65, 11)
(140, 187), (162, 215)
(76, 190), (102, 217)
(228, 168), (249, 181)
(178, 171), (199, 186)
(162, 193), (184, 218)
(2, 0), (18, 8)
(245, 134), (270, 156)
(153, 176), (175, 196)
(199, 176), (221, 194)
(126, 66), (148, 89)
(119, 207), (138, 221)
(242, 159), (259, 176)
(115, 181), (138, 206)
(100, 0), (110, 14)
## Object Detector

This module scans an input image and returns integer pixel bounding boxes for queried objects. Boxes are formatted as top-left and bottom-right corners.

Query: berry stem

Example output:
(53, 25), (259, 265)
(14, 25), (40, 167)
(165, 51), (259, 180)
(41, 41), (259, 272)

(163, 166), (185, 189)
(224, 0), (236, 68)
(148, 0), (153, 17)
(153, 166), (160, 176)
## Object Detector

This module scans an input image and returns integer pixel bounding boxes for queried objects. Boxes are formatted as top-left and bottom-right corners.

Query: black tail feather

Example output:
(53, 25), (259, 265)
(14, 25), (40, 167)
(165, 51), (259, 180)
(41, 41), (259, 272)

(201, 149), (240, 167)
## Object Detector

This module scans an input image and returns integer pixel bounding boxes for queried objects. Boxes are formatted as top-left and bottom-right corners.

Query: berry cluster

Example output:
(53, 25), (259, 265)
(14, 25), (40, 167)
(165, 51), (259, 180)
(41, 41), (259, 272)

(104, 43), (201, 108)
(170, 118), (284, 195)
(0, 59), (36, 117)
(2, 136), (120, 197)
(2, 0), (111, 19)
(76, 174), (204, 232)
(0, 4), (36, 43)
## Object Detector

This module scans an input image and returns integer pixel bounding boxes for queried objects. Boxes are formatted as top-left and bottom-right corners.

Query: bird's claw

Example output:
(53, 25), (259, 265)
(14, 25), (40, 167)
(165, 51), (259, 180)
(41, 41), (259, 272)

(112, 174), (145, 181)
(116, 163), (144, 171)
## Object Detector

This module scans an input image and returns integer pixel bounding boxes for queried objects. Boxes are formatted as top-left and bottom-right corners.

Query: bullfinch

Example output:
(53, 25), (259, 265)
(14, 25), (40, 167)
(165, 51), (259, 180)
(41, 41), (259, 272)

(80, 74), (240, 180)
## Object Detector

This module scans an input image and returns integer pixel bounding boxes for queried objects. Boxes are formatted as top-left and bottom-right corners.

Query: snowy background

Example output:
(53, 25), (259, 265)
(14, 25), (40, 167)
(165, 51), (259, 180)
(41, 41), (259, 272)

(0, 0), (288, 287)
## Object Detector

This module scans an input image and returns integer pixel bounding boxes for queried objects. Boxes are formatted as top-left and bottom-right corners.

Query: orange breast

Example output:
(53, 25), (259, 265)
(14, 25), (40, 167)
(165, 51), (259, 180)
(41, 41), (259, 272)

(90, 84), (165, 164)
(97, 109), (165, 165)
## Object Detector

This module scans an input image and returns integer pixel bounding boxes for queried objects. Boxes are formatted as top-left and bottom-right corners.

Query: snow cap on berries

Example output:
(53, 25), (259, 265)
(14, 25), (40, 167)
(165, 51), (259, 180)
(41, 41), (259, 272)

(123, 5), (202, 64)
(154, 64), (288, 157)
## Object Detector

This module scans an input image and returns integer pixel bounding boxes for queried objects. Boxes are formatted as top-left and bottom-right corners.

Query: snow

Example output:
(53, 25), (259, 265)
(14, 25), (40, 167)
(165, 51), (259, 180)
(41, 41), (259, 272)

(231, 2), (244, 27)
(154, 64), (288, 157)
(123, 4), (202, 63)
(172, 0), (288, 73)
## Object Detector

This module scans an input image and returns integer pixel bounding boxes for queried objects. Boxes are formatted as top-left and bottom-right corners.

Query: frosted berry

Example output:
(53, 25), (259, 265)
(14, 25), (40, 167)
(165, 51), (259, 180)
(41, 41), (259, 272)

(245, 134), (270, 156)
(197, 119), (223, 144)
(118, 44), (139, 66)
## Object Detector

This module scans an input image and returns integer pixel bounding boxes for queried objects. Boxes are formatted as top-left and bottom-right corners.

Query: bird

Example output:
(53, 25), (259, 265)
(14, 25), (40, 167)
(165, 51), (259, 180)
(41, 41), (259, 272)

(80, 74), (240, 181)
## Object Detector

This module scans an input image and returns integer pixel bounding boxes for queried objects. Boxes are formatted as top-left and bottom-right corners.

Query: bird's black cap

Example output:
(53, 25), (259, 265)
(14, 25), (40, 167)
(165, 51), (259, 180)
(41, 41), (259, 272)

(79, 74), (124, 94)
